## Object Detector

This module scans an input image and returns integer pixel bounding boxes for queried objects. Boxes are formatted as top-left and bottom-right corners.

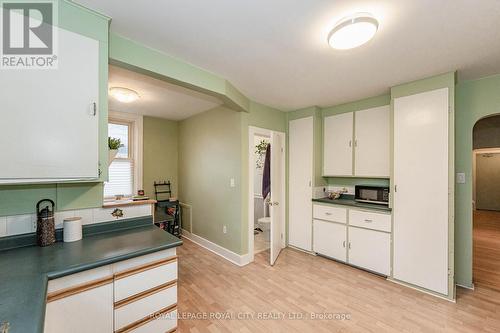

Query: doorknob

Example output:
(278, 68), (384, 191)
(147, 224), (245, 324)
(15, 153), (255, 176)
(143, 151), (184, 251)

(269, 202), (279, 206)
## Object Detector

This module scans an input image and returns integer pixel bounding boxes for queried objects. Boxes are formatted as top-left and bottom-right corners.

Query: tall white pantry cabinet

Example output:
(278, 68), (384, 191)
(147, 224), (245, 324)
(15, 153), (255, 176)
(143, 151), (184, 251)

(288, 117), (314, 251)
(392, 87), (452, 297)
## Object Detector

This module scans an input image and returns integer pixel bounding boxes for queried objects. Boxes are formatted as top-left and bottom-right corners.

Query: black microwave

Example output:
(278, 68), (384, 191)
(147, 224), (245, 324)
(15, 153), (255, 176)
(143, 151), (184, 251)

(355, 185), (389, 206)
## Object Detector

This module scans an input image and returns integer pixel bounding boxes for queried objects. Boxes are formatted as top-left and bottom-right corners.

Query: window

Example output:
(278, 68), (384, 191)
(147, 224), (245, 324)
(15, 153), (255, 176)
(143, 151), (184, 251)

(104, 112), (143, 199)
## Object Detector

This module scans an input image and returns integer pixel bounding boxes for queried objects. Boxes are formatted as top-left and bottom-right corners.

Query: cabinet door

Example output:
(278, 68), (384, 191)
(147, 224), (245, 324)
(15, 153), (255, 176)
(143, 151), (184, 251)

(348, 227), (390, 276)
(0, 27), (99, 183)
(354, 106), (390, 177)
(393, 88), (449, 295)
(288, 117), (313, 251)
(323, 112), (353, 176)
(313, 220), (347, 262)
(44, 283), (113, 333)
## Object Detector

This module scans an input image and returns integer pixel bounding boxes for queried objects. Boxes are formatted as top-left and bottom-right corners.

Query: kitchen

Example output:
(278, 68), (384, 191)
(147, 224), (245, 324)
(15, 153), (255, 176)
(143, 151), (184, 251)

(1, 1), (500, 332)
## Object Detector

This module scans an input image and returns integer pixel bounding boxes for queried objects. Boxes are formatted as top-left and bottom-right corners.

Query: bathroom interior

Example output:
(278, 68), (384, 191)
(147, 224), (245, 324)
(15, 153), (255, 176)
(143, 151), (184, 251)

(253, 134), (270, 254)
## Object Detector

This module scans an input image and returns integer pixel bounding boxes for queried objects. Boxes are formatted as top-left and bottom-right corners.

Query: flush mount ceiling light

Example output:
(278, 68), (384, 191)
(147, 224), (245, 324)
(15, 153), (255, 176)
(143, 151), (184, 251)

(109, 87), (140, 103)
(328, 13), (378, 50)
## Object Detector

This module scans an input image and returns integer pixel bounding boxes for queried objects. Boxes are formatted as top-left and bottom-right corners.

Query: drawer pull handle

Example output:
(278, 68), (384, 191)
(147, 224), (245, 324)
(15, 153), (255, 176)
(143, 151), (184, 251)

(325, 212), (332, 216)
(364, 219), (373, 223)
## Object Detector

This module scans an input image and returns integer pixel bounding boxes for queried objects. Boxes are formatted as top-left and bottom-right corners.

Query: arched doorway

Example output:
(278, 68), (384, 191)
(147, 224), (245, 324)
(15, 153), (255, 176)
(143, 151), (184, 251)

(472, 114), (500, 291)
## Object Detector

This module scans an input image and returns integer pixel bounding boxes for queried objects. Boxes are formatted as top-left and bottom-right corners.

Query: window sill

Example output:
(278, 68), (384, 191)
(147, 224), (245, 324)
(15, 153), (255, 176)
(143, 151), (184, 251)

(102, 199), (157, 208)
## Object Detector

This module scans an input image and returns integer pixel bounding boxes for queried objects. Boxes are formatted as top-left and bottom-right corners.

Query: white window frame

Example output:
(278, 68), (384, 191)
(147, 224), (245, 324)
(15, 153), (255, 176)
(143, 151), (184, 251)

(106, 111), (143, 199)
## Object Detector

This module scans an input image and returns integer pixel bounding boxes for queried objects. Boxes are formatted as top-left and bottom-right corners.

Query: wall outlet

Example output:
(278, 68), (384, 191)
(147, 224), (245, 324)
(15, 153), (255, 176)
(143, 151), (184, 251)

(456, 172), (466, 184)
(230, 178), (235, 188)
(223, 225), (227, 234)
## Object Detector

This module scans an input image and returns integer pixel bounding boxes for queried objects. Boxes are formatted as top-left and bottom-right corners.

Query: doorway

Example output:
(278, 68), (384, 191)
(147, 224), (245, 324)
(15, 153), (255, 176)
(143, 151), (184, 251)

(248, 127), (286, 265)
(472, 115), (500, 291)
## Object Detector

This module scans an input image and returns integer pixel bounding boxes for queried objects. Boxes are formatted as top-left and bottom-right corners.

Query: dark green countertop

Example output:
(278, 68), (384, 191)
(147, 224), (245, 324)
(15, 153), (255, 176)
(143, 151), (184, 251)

(312, 197), (392, 212)
(0, 220), (182, 333)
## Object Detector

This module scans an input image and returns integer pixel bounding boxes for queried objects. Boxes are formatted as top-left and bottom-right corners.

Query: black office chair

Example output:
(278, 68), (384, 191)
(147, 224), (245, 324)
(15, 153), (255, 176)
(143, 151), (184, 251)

(153, 181), (181, 237)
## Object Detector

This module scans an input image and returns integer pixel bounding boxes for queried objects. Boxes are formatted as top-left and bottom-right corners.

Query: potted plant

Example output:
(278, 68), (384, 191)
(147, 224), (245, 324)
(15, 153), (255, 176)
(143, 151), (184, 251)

(255, 139), (269, 169)
(108, 137), (122, 163)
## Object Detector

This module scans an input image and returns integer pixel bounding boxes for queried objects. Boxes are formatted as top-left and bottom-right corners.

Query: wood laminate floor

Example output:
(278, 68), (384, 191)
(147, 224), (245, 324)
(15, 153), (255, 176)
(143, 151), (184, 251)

(473, 209), (500, 291)
(177, 238), (500, 333)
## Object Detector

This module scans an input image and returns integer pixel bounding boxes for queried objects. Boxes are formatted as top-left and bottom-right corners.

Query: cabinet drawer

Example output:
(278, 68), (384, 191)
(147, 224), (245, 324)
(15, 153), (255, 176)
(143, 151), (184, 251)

(313, 204), (347, 223)
(128, 309), (177, 333)
(114, 257), (177, 302)
(115, 283), (177, 330)
(349, 209), (391, 232)
(47, 265), (113, 294)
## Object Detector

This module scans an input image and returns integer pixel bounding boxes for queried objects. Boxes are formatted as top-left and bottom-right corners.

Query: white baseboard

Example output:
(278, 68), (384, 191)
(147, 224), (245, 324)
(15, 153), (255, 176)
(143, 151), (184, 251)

(456, 283), (475, 290)
(387, 278), (456, 303)
(287, 244), (316, 256)
(181, 229), (251, 267)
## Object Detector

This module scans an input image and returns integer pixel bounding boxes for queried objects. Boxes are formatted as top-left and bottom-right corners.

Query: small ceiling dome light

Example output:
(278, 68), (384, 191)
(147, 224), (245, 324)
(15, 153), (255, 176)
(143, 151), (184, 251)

(328, 13), (378, 50)
(109, 87), (140, 103)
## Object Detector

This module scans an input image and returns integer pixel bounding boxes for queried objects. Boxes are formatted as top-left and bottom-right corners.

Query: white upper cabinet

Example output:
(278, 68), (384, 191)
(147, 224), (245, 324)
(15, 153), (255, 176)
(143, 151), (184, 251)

(323, 112), (353, 176)
(323, 106), (390, 178)
(354, 106), (390, 177)
(0, 27), (100, 184)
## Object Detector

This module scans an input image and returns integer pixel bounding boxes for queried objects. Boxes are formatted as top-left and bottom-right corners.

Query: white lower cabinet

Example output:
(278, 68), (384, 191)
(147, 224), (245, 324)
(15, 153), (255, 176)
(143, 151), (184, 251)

(313, 220), (347, 262)
(44, 283), (113, 333)
(44, 248), (178, 333)
(348, 227), (390, 276)
(312, 204), (391, 276)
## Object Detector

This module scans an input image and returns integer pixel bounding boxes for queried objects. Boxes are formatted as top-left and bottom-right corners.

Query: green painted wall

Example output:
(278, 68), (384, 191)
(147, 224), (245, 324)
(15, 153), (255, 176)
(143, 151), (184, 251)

(240, 102), (287, 252)
(143, 117), (179, 199)
(0, 1), (108, 217)
(455, 74), (500, 287)
(178, 106), (244, 254)
(177, 102), (286, 255)
(322, 94), (391, 117)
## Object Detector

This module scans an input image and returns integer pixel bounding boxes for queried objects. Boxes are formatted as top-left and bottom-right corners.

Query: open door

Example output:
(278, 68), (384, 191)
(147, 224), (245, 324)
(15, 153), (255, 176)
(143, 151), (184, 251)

(270, 131), (285, 265)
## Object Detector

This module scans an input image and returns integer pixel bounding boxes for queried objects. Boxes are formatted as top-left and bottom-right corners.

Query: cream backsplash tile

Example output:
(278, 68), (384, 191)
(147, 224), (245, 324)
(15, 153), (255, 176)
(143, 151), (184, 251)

(6, 214), (35, 236)
(0, 217), (6, 236)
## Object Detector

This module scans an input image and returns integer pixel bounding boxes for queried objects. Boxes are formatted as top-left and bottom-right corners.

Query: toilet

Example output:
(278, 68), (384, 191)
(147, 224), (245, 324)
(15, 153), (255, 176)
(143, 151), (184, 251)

(257, 217), (271, 241)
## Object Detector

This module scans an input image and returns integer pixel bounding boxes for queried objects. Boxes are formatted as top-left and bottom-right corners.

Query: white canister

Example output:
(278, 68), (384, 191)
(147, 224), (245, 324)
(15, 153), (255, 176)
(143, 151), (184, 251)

(63, 217), (83, 242)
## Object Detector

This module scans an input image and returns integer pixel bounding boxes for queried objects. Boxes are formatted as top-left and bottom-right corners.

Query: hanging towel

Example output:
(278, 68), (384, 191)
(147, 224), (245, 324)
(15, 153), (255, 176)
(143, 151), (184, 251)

(262, 144), (271, 199)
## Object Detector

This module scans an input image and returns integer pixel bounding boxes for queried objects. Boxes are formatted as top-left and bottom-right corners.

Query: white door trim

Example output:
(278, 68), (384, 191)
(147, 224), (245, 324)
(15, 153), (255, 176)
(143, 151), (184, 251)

(248, 126), (286, 264)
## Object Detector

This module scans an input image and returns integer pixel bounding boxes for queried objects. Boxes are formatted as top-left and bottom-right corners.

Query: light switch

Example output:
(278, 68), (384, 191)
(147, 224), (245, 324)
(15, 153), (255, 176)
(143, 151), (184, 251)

(456, 172), (466, 184)
(230, 178), (235, 187)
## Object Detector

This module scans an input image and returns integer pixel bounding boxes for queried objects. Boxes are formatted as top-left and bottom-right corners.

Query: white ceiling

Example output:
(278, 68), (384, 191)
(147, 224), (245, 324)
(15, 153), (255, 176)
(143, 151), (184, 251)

(108, 65), (222, 120)
(79, 0), (500, 111)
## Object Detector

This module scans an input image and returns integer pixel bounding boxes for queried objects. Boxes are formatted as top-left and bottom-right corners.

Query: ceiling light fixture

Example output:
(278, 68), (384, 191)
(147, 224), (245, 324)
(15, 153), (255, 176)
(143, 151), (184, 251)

(109, 87), (140, 103)
(328, 13), (378, 50)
